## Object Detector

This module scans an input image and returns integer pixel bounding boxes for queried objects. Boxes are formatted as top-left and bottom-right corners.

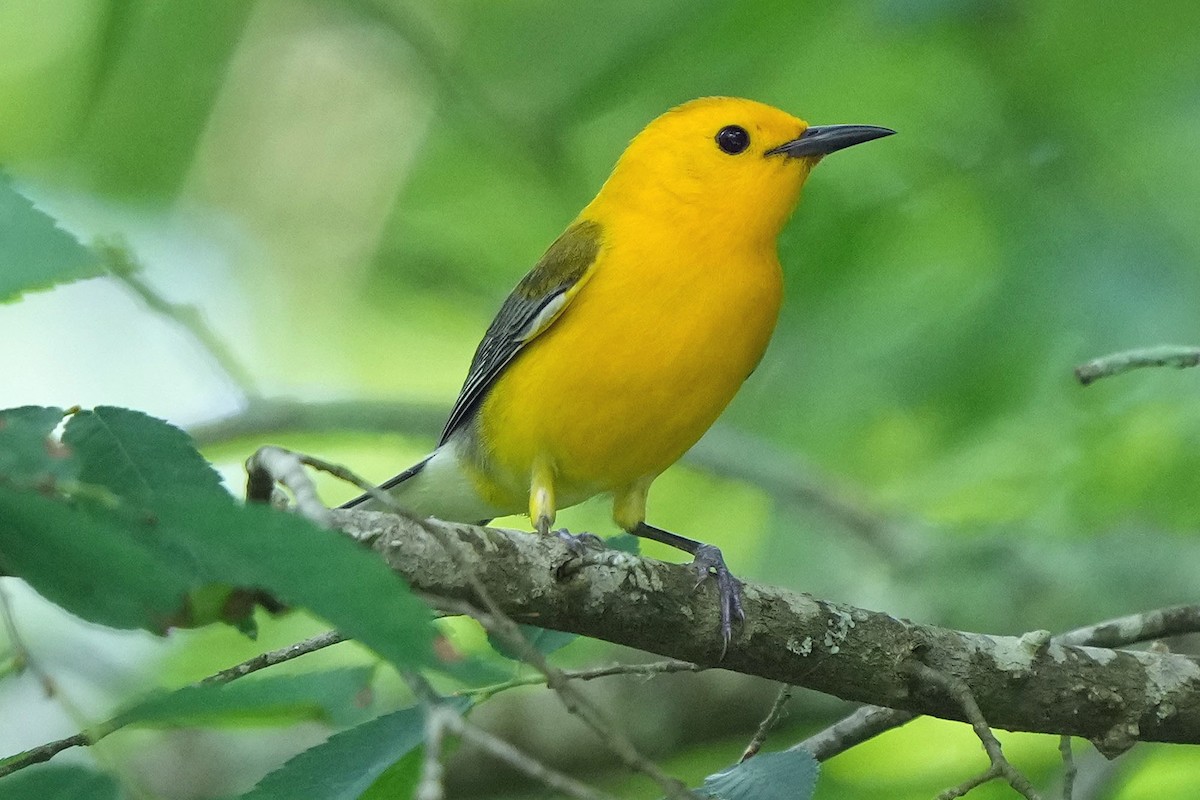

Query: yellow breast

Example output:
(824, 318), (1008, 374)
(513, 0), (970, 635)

(475, 216), (782, 509)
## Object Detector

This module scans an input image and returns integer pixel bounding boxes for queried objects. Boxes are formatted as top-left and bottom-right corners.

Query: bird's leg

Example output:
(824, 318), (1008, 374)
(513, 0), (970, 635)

(613, 483), (745, 648)
(530, 458), (558, 538)
(530, 460), (602, 554)
(630, 522), (745, 651)
(536, 510), (604, 555)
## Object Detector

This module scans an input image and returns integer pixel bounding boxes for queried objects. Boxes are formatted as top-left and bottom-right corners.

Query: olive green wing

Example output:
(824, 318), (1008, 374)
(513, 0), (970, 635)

(438, 220), (603, 445)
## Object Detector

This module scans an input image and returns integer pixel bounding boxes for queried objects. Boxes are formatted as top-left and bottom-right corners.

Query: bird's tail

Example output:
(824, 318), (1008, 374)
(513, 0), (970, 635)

(339, 455), (432, 511)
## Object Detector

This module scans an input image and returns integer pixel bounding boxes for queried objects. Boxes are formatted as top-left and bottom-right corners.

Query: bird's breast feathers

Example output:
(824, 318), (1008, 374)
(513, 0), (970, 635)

(475, 225), (782, 495)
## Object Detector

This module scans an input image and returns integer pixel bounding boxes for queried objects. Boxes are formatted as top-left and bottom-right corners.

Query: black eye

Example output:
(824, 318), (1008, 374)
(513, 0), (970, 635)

(715, 125), (750, 155)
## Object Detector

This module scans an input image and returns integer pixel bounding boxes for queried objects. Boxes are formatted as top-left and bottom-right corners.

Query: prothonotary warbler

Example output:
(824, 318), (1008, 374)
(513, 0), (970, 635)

(345, 97), (893, 646)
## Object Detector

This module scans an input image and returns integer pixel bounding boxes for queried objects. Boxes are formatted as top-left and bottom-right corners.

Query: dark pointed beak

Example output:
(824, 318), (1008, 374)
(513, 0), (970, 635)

(766, 124), (896, 158)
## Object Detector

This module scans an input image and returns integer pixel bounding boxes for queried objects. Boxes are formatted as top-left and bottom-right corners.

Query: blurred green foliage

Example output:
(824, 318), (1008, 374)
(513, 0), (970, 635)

(1, 0), (1199, 798)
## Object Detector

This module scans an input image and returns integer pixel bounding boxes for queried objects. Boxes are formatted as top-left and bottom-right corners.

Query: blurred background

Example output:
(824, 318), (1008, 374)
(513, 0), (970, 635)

(1, 0), (1199, 798)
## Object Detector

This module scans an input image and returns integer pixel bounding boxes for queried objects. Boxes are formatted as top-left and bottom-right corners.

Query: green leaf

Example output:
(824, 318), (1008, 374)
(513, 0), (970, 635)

(110, 667), (375, 730)
(488, 624), (576, 661)
(69, 3), (256, 197)
(0, 485), (197, 629)
(0, 765), (120, 800)
(237, 698), (470, 800)
(0, 482), (437, 666)
(0, 406), (72, 484)
(0, 405), (65, 438)
(357, 747), (423, 800)
(0, 173), (101, 303)
(152, 498), (437, 668)
(4, 404), (436, 666)
(701, 750), (820, 800)
(62, 406), (228, 504)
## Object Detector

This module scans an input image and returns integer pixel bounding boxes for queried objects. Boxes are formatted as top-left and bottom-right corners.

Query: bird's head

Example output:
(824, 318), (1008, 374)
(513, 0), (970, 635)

(592, 97), (894, 243)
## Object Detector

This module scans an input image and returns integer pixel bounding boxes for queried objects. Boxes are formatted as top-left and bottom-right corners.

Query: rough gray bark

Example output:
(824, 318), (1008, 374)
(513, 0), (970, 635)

(333, 509), (1200, 750)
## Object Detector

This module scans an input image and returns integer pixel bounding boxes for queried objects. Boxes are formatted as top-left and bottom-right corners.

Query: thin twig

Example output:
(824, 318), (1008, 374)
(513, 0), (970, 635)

(388, 476), (697, 800)
(0, 584), (53, 695)
(902, 661), (1041, 800)
(456, 660), (704, 701)
(0, 588), (121, 778)
(244, 443), (421, 526)
(401, 669), (617, 800)
(453, 711), (617, 800)
(250, 443), (423, 521)
(936, 769), (995, 799)
(794, 705), (917, 762)
(396, 502), (700, 800)
(244, 446), (333, 525)
(415, 705), (451, 800)
(434, 596), (698, 800)
(187, 398), (445, 448)
(0, 733), (90, 778)
(0, 629), (347, 777)
(1069, 746), (1135, 800)
(98, 240), (260, 396)
(1074, 344), (1200, 386)
(689, 426), (905, 559)
(741, 684), (794, 761)
(1059, 736), (1075, 800)
(296, 453), (418, 513)
(404, 671), (451, 800)
(199, 630), (346, 685)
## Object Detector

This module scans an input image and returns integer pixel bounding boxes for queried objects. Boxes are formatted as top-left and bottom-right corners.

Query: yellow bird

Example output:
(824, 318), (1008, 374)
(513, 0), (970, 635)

(345, 97), (893, 643)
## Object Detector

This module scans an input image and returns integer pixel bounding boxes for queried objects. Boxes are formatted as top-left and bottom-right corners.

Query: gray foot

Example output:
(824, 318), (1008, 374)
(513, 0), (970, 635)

(691, 544), (745, 653)
(554, 528), (605, 557)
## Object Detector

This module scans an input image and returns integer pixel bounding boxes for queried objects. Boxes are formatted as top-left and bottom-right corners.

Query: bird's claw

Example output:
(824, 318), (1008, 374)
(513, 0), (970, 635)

(553, 528), (605, 557)
(690, 543), (745, 655)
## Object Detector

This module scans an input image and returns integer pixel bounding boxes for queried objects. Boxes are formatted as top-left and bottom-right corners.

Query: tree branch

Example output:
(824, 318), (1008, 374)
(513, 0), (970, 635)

(1053, 605), (1200, 648)
(334, 509), (1200, 748)
(798, 604), (1200, 763)
(1074, 345), (1200, 385)
(794, 705), (917, 762)
(244, 446), (332, 524)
